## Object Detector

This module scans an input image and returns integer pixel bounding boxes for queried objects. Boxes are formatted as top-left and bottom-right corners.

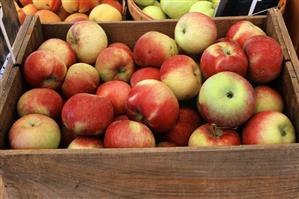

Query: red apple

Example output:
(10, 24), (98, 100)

(226, 20), (266, 48)
(95, 47), (135, 82)
(102, 0), (123, 13)
(104, 120), (155, 148)
(165, 107), (201, 146)
(9, 114), (61, 149)
(32, 0), (61, 12)
(243, 35), (283, 84)
(68, 136), (103, 149)
(126, 79), (179, 132)
(61, 0), (99, 13)
(61, 93), (114, 135)
(17, 88), (64, 119)
(133, 31), (178, 68)
(157, 142), (176, 147)
(34, 10), (62, 23)
(242, 111), (295, 145)
(254, 86), (284, 114)
(188, 123), (241, 146)
(22, 4), (38, 16)
(130, 67), (160, 87)
(64, 13), (89, 23)
(23, 50), (67, 90)
(160, 55), (202, 100)
(62, 63), (100, 98)
(108, 42), (133, 58)
(200, 41), (248, 79)
(96, 80), (131, 115)
(19, 0), (33, 6)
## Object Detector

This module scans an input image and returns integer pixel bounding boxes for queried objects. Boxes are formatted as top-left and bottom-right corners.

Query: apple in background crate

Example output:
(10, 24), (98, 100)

(104, 120), (156, 148)
(32, 0), (61, 12)
(142, 6), (167, 20)
(22, 4), (38, 15)
(34, 10), (62, 23)
(160, 0), (198, 19)
(134, 0), (156, 7)
(242, 111), (296, 145)
(89, 4), (122, 22)
(64, 13), (89, 23)
(189, 1), (215, 17)
(68, 137), (103, 149)
(9, 114), (61, 149)
(61, 0), (99, 13)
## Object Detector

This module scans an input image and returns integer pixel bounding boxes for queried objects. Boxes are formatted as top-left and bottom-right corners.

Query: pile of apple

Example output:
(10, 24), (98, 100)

(132, 0), (219, 19)
(15, 0), (123, 24)
(8, 12), (296, 150)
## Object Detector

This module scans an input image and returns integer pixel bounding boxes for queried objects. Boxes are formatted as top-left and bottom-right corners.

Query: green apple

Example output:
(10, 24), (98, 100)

(160, 0), (199, 19)
(189, 1), (215, 17)
(153, 1), (160, 7)
(134, 0), (156, 7)
(143, 6), (167, 19)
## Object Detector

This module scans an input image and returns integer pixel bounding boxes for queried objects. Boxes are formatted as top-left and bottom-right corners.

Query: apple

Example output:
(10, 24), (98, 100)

(23, 50), (67, 90)
(254, 86), (284, 114)
(188, 123), (241, 146)
(127, 79), (179, 132)
(38, 38), (76, 68)
(62, 63), (100, 98)
(56, 6), (70, 20)
(102, 0), (123, 13)
(157, 142), (176, 147)
(62, 93), (114, 135)
(64, 13), (89, 23)
(108, 42), (133, 58)
(61, 0), (99, 13)
(32, 0), (61, 12)
(160, 0), (198, 19)
(200, 41), (248, 79)
(66, 21), (108, 64)
(165, 107), (201, 146)
(198, 71), (256, 128)
(35, 10), (62, 23)
(130, 67), (160, 87)
(134, 0), (155, 6)
(9, 114), (61, 149)
(89, 4), (122, 22)
(104, 120), (156, 148)
(95, 47), (135, 82)
(22, 4), (38, 16)
(16, 5), (26, 24)
(189, 1), (215, 17)
(160, 55), (202, 101)
(175, 12), (217, 54)
(133, 31), (178, 68)
(17, 88), (64, 119)
(19, 0), (33, 6)
(243, 35), (283, 84)
(142, 6), (167, 20)
(96, 80), (131, 115)
(226, 20), (266, 48)
(242, 111), (295, 145)
(68, 136), (103, 149)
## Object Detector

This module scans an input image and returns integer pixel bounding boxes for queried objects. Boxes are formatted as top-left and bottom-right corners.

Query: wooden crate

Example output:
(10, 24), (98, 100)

(1, 8), (299, 199)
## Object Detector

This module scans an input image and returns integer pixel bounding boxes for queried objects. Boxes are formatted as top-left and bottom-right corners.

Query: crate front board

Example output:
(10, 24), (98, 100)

(1, 10), (299, 198)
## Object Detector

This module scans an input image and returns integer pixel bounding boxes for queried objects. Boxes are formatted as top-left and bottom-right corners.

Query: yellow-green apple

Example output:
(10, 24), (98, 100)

(68, 136), (103, 149)
(35, 10), (62, 23)
(226, 20), (266, 48)
(60, 125), (77, 147)
(23, 50), (67, 89)
(61, 0), (99, 13)
(175, 12), (217, 54)
(189, 1), (215, 17)
(130, 67), (160, 87)
(89, 4), (122, 22)
(242, 111), (295, 145)
(134, 0), (155, 6)
(22, 4), (38, 16)
(160, 55), (202, 100)
(156, 141), (176, 147)
(62, 93), (114, 135)
(165, 107), (201, 146)
(104, 120), (155, 148)
(62, 63), (100, 98)
(126, 79), (179, 132)
(160, 0), (198, 19)
(254, 86), (284, 114)
(95, 47), (135, 82)
(19, 0), (33, 6)
(56, 6), (70, 20)
(96, 80), (131, 115)
(243, 35), (283, 84)
(198, 71), (256, 128)
(66, 21), (108, 64)
(17, 88), (64, 119)
(153, 1), (160, 7)
(200, 41), (248, 79)
(32, 0), (61, 12)
(133, 31), (178, 68)
(64, 13), (89, 23)
(142, 6), (167, 20)
(38, 38), (76, 68)
(108, 42), (133, 58)
(9, 114), (61, 149)
(188, 123), (241, 146)
(102, 0), (123, 14)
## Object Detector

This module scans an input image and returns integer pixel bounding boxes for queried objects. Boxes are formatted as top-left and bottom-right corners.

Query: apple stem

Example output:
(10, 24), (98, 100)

(211, 123), (221, 137)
